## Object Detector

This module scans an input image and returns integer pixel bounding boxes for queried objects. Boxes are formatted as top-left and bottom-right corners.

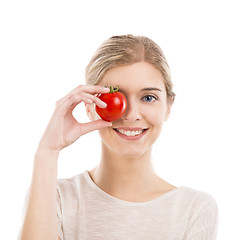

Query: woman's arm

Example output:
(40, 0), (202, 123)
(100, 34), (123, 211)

(19, 147), (59, 240)
(18, 85), (112, 240)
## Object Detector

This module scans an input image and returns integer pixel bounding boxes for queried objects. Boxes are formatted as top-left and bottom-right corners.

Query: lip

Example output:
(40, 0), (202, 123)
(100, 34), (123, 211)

(113, 127), (148, 131)
(113, 128), (149, 140)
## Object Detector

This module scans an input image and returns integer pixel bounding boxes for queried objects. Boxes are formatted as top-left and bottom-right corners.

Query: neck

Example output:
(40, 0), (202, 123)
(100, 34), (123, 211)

(89, 142), (161, 198)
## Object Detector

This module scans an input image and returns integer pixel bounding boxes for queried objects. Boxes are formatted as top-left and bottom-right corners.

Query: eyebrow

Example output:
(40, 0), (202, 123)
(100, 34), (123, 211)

(118, 87), (162, 94)
(141, 87), (162, 92)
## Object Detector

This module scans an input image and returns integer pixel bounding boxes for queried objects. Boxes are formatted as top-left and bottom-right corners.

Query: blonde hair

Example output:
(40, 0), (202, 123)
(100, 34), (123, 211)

(85, 34), (176, 104)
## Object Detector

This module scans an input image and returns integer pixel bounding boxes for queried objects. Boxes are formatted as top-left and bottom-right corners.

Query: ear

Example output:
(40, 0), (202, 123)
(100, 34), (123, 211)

(164, 102), (173, 121)
(164, 96), (175, 121)
(85, 103), (99, 121)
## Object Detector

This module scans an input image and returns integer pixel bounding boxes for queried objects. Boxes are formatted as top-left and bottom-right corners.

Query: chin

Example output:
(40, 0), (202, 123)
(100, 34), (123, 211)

(115, 146), (150, 159)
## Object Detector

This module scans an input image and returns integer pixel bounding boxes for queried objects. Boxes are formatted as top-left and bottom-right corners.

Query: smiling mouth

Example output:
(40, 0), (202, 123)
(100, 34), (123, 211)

(113, 128), (148, 137)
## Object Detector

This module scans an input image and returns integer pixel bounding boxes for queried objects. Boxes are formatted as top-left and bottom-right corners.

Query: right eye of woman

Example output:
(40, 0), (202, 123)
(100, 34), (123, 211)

(141, 94), (158, 103)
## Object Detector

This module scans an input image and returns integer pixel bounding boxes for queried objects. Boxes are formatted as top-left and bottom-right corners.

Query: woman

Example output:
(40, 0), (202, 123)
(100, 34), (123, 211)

(18, 35), (218, 240)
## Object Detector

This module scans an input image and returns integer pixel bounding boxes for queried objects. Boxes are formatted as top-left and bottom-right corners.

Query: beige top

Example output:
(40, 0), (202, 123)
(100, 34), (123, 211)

(19, 170), (219, 240)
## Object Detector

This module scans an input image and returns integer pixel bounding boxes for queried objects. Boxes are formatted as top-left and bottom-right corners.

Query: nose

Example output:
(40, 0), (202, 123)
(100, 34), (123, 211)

(121, 97), (141, 121)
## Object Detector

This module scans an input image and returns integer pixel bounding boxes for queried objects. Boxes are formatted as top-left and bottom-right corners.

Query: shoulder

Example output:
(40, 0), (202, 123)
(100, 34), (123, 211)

(181, 186), (218, 208)
(178, 186), (218, 223)
(180, 187), (219, 238)
(167, 186), (218, 216)
(57, 171), (87, 198)
(177, 186), (218, 209)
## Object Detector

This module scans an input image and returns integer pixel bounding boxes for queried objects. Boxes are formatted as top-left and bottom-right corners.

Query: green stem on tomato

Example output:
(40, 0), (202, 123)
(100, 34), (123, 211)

(109, 85), (119, 93)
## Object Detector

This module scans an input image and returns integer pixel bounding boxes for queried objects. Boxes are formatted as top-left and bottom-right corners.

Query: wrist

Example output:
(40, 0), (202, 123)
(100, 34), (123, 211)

(35, 144), (60, 160)
(37, 141), (61, 154)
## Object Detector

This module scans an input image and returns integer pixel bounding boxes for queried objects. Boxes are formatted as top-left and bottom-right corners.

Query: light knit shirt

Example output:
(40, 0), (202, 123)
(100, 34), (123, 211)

(56, 170), (218, 240)
(19, 170), (219, 240)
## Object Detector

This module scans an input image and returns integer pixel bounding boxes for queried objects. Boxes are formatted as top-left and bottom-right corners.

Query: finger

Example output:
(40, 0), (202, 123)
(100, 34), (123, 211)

(55, 92), (90, 109)
(55, 94), (93, 115)
(64, 84), (110, 97)
(56, 91), (108, 114)
(56, 85), (110, 107)
(79, 92), (108, 108)
(78, 119), (112, 136)
(56, 91), (108, 110)
(77, 84), (110, 95)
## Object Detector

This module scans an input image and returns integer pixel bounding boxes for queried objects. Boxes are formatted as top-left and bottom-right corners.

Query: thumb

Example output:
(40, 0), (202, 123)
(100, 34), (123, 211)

(79, 119), (112, 136)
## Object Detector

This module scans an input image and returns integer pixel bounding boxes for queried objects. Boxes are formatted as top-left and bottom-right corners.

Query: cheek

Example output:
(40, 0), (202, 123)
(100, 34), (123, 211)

(142, 105), (164, 126)
(98, 128), (116, 149)
(98, 127), (112, 140)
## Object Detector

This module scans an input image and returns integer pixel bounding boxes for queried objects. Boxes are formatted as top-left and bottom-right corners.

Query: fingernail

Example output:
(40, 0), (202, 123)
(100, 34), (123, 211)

(100, 102), (107, 108)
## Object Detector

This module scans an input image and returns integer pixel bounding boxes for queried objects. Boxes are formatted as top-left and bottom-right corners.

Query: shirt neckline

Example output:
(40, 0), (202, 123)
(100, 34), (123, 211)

(83, 170), (184, 207)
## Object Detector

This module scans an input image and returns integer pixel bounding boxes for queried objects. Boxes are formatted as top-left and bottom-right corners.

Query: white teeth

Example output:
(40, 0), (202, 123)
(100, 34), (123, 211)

(116, 129), (144, 136)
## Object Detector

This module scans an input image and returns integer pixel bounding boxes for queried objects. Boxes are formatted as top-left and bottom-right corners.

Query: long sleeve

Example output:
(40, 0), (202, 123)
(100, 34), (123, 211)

(17, 187), (64, 240)
(183, 194), (219, 240)
(17, 187), (30, 240)
(57, 187), (64, 240)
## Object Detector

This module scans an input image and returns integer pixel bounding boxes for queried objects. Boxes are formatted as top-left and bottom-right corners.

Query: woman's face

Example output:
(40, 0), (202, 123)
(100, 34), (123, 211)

(87, 61), (172, 158)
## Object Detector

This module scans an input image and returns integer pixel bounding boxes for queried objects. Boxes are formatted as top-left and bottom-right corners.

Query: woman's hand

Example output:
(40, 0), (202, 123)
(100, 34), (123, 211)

(38, 85), (112, 152)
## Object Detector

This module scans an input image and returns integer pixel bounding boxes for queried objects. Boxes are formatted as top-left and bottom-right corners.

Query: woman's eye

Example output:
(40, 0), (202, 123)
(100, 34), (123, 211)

(142, 95), (158, 103)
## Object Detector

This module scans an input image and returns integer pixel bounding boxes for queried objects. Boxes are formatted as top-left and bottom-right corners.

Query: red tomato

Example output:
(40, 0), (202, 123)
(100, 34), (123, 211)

(95, 85), (127, 122)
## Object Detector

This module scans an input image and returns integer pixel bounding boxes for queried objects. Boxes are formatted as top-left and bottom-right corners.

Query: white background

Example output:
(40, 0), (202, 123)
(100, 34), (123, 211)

(1, 0), (239, 239)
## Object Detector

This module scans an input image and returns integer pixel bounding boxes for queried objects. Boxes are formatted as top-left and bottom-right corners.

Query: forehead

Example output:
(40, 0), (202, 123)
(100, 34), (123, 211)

(100, 62), (166, 92)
